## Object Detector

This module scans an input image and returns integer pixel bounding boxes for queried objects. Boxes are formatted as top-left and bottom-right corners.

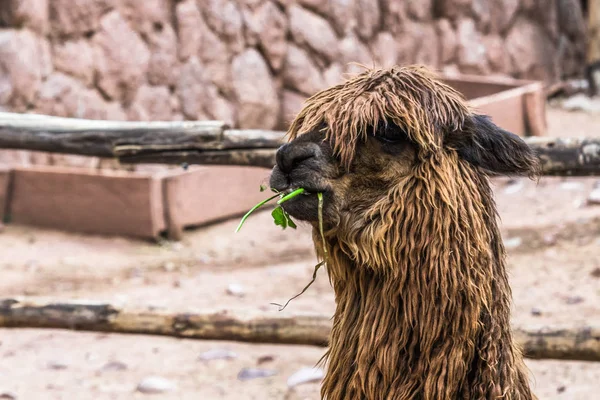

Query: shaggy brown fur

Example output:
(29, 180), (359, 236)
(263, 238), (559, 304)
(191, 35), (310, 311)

(270, 65), (539, 400)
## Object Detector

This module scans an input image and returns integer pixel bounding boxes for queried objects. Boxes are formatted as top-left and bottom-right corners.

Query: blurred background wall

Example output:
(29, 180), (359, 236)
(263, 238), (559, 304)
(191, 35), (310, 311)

(0, 0), (588, 166)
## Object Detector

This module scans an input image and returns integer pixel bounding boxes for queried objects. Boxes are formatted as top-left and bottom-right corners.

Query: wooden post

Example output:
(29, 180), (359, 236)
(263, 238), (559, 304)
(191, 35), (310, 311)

(588, 0), (600, 64)
(587, 0), (600, 95)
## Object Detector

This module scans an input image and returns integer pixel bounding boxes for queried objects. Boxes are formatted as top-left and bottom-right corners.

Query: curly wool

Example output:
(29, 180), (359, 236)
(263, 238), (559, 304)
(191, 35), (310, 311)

(288, 66), (537, 399)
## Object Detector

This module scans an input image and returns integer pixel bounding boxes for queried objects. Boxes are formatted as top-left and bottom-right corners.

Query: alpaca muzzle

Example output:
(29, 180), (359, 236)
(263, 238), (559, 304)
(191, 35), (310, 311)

(269, 141), (330, 222)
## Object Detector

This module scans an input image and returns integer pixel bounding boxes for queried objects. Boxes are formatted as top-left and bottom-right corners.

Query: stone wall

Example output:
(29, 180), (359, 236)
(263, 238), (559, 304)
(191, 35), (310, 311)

(0, 0), (587, 131)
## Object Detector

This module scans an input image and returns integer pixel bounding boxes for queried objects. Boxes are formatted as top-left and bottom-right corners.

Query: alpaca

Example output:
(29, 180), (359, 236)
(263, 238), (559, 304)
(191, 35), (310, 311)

(269, 65), (539, 400)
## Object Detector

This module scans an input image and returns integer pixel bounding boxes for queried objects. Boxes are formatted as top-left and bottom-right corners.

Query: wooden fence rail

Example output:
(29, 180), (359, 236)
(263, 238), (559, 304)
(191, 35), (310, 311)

(1, 112), (599, 175)
(1, 297), (599, 362)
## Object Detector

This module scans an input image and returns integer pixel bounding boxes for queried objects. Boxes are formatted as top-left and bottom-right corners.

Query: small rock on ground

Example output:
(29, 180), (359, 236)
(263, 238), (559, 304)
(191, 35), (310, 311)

(101, 361), (128, 371)
(561, 94), (600, 113)
(504, 237), (522, 249)
(530, 307), (543, 316)
(587, 188), (600, 205)
(560, 182), (584, 191)
(563, 295), (585, 305)
(257, 355), (275, 365)
(237, 368), (278, 381)
(226, 283), (245, 297)
(136, 376), (177, 394)
(198, 349), (238, 361)
(287, 367), (325, 388)
(46, 360), (68, 370)
(0, 392), (17, 399)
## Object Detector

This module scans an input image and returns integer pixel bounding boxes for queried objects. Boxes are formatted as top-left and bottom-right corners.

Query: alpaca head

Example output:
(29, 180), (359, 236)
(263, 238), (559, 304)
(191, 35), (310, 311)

(270, 65), (539, 255)
(270, 65), (539, 399)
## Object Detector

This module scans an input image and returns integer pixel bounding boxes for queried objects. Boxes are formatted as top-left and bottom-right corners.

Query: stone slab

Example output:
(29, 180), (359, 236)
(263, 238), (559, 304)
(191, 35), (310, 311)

(0, 166), (11, 222)
(9, 166), (166, 238)
(444, 74), (547, 137)
(163, 166), (271, 239)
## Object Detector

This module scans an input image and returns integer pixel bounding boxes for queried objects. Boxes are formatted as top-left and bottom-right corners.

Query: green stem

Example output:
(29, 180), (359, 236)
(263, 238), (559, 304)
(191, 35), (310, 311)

(318, 192), (327, 259)
(276, 188), (306, 205)
(272, 192), (327, 312)
(235, 193), (280, 233)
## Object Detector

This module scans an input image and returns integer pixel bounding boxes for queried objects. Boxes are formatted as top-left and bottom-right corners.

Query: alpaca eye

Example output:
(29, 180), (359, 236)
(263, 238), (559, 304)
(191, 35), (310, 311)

(377, 134), (402, 143)
(375, 124), (406, 144)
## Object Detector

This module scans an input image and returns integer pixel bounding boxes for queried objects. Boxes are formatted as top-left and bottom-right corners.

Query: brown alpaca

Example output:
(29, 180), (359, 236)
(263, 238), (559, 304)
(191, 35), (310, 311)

(269, 65), (539, 400)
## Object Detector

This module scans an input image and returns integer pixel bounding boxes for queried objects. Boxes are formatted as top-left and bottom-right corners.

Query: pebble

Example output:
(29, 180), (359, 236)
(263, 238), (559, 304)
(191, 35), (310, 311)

(136, 376), (177, 394)
(47, 360), (68, 370)
(0, 392), (16, 399)
(573, 198), (585, 208)
(226, 283), (245, 297)
(564, 295), (584, 305)
(590, 267), (600, 278)
(587, 188), (600, 205)
(542, 233), (557, 246)
(503, 180), (524, 194)
(198, 349), (238, 361)
(196, 255), (210, 264)
(504, 237), (522, 250)
(560, 181), (584, 191)
(257, 355), (275, 365)
(530, 308), (543, 317)
(287, 367), (325, 388)
(162, 262), (176, 272)
(561, 94), (600, 113)
(237, 368), (278, 381)
(171, 242), (184, 251)
(101, 361), (128, 372)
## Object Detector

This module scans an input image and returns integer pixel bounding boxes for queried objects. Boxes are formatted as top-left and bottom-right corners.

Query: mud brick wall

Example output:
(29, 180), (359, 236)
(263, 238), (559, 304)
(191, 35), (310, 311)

(0, 0), (587, 168)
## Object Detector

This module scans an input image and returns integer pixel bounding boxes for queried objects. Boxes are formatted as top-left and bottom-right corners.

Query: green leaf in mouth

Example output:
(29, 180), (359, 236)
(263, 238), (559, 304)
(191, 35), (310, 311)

(271, 206), (288, 229)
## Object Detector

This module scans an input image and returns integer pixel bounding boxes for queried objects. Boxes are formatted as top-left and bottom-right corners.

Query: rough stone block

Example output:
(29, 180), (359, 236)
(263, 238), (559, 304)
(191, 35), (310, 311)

(49, 0), (115, 37)
(93, 10), (150, 104)
(0, 29), (48, 110)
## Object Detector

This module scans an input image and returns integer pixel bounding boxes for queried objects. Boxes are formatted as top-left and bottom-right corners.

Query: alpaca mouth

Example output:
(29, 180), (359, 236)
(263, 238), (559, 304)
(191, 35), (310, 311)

(280, 186), (322, 196)
(276, 185), (328, 222)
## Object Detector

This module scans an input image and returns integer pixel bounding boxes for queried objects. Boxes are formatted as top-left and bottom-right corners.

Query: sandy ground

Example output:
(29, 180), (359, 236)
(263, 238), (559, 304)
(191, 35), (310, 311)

(0, 107), (600, 399)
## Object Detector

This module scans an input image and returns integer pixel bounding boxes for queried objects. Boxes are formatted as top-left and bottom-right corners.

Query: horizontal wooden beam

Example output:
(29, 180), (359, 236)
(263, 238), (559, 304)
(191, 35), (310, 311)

(1, 297), (598, 362)
(119, 149), (278, 169)
(527, 137), (600, 176)
(0, 112), (599, 175)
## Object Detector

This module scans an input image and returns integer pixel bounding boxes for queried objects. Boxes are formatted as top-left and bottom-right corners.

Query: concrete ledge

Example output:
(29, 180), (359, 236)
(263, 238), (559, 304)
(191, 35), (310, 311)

(8, 167), (165, 239)
(163, 166), (271, 240)
(3, 165), (271, 239)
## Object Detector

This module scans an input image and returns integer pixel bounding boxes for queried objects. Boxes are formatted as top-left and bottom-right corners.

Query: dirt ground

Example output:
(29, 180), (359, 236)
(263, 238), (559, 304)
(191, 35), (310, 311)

(1, 107), (600, 399)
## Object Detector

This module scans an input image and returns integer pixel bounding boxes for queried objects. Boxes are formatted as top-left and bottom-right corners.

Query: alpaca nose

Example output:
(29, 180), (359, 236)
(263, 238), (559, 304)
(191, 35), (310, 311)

(275, 142), (320, 174)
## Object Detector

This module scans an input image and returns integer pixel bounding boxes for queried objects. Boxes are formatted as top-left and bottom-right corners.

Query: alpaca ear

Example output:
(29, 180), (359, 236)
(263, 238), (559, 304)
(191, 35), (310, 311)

(448, 114), (540, 177)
